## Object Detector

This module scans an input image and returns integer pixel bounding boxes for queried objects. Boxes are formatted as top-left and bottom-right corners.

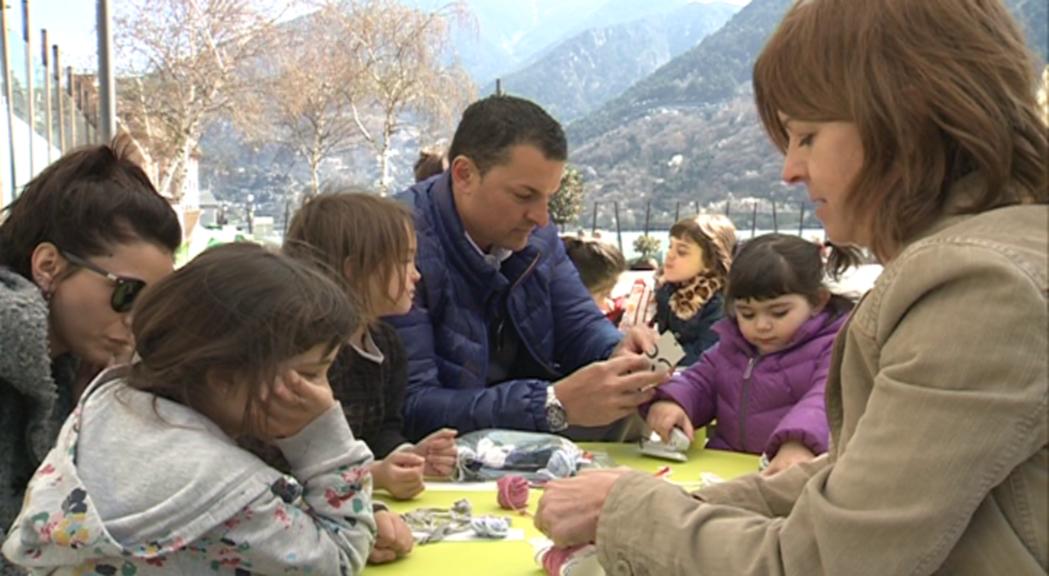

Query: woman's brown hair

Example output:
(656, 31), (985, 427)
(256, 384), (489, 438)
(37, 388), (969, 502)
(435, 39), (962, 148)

(127, 242), (358, 438)
(668, 213), (737, 280)
(283, 188), (415, 327)
(754, 0), (1048, 261)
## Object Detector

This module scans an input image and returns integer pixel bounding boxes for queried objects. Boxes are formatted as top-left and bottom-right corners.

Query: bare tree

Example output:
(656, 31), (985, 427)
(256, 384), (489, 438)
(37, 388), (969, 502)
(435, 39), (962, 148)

(243, 5), (362, 198)
(116, 0), (280, 202)
(333, 0), (476, 195)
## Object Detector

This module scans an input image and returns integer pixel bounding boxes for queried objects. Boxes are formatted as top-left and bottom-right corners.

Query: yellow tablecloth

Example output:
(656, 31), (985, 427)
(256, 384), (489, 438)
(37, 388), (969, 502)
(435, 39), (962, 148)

(365, 438), (760, 575)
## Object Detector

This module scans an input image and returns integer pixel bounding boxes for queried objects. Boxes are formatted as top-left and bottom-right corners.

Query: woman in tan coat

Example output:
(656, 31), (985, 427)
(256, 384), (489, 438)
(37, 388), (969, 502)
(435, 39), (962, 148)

(534, 0), (1048, 574)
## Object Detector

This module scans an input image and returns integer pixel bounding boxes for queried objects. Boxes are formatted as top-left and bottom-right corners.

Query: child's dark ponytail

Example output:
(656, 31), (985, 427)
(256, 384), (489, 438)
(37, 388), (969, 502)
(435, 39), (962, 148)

(825, 243), (863, 280)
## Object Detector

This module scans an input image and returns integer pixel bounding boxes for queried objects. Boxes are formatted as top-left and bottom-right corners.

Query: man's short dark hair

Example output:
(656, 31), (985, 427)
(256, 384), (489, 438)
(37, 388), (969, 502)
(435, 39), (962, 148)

(448, 95), (567, 175)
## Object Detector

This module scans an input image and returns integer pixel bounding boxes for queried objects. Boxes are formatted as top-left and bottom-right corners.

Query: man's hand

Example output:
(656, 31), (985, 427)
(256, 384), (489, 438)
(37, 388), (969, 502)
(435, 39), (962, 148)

(368, 509), (413, 564)
(611, 326), (658, 359)
(553, 355), (669, 427)
(371, 452), (426, 500)
(534, 469), (633, 547)
(411, 428), (458, 478)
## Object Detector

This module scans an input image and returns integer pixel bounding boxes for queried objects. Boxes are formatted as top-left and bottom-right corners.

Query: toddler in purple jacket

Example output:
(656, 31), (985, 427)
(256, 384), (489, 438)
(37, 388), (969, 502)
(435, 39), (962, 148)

(645, 234), (854, 475)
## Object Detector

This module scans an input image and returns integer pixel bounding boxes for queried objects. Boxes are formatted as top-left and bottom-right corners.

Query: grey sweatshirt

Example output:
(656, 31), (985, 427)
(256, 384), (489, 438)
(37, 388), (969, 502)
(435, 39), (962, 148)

(2, 374), (377, 574)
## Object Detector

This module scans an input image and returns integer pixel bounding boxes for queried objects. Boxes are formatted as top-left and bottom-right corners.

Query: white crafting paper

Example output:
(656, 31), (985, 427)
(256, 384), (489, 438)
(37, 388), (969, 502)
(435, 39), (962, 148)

(412, 528), (525, 542)
(423, 481), (500, 492)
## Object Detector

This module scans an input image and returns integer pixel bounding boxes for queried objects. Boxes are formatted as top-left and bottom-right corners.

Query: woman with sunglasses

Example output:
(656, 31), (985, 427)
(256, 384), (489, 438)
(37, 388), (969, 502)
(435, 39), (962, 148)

(0, 135), (181, 572)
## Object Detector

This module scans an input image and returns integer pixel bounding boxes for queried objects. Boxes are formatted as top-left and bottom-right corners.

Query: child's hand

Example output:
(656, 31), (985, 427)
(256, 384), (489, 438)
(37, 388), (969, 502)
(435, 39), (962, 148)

(761, 441), (815, 476)
(260, 370), (336, 439)
(371, 452), (426, 500)
(368, 509), (413, 564)
(645, 400), (695, 443)
(411, 428), (458, 478)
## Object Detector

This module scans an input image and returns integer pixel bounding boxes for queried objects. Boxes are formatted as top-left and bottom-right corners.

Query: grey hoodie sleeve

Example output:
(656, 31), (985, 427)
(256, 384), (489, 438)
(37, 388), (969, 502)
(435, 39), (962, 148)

(223, 404), (377, 575)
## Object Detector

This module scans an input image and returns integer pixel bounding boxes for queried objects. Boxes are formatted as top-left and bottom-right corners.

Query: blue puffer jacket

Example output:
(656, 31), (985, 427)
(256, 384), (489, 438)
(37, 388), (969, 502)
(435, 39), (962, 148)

(389, 173), (623, 440)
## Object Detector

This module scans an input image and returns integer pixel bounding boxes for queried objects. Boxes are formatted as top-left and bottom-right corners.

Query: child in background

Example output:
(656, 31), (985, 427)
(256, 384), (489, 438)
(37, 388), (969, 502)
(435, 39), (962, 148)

(2, 243), (383, 574)
(285, 191), (457, 503)
(561, 236), (627, 325)
(646, 234), (854, 476)
(413, 148), (447, 182)
(654, 213), (737, 366)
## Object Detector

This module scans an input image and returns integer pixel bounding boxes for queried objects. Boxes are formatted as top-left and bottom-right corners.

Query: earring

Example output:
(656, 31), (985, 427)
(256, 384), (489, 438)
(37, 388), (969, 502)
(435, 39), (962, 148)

(37, 280), (53, 302)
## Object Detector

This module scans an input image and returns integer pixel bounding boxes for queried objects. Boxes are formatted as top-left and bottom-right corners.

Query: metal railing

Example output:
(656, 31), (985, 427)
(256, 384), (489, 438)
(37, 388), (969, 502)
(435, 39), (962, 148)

(1, 0), (101, 207)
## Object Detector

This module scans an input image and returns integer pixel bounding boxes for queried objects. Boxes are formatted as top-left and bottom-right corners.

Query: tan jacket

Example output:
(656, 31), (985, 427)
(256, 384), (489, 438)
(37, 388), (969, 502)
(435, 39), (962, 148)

(597, 199), (1048, 575)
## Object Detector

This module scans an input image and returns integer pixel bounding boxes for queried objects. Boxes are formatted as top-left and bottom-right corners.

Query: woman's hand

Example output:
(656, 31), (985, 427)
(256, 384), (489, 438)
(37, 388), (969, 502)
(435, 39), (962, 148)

(761, 440), (815, 476)
(534, 468), (632, 547)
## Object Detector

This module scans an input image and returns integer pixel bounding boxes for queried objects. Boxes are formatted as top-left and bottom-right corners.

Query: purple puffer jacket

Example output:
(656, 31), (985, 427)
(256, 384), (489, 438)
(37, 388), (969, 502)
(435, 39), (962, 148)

(650, 310), (847, 457)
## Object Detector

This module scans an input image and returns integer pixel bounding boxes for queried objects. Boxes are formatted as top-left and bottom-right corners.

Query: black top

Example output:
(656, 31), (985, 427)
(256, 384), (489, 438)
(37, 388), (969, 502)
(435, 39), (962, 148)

(654, 286), (725, 367)
(329, 321), (410, 458)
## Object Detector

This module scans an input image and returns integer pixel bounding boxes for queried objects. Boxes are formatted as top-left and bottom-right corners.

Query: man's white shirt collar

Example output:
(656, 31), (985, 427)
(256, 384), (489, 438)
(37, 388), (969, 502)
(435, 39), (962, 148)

(464, 231), (513, 270)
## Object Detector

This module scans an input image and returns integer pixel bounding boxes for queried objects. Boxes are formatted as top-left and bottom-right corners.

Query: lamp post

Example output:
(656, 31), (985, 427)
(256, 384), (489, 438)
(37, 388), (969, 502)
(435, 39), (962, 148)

(246, 194), (255, 235)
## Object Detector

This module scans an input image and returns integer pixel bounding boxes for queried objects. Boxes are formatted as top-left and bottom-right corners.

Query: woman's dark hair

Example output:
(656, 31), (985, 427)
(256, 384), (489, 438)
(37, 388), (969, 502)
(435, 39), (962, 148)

(726, 234), (854, 317)
(0, 135), (182, 279)
(127, 242), (358, 439)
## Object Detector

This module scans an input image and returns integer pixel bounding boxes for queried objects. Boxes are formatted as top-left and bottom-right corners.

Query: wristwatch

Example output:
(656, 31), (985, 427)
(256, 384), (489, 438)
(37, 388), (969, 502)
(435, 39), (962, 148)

(544, 386), (569, 432)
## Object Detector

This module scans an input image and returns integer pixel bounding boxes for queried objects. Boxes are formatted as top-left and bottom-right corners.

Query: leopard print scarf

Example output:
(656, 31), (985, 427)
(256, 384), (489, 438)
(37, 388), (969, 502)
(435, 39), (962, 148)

(669, 271), (723, 321)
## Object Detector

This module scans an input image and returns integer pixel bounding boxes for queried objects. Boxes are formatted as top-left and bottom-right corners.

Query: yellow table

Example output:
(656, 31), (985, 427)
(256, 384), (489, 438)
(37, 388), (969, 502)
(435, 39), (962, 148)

(366, 438), (760, 575)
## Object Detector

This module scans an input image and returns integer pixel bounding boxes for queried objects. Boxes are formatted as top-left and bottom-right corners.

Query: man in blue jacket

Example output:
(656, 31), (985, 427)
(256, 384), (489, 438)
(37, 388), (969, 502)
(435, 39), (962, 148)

(391, 95), (666, 441)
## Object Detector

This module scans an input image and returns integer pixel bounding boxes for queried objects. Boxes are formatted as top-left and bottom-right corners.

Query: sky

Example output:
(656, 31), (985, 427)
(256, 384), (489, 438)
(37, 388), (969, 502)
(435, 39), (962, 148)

(18, 0), (97, 70)
(23, 0), (752, 73)
(22, 0), (303, 71)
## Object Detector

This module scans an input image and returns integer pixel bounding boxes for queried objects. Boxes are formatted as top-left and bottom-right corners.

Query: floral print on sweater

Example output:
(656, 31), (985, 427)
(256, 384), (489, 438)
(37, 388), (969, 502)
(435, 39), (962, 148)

(1, 377), (376, 575)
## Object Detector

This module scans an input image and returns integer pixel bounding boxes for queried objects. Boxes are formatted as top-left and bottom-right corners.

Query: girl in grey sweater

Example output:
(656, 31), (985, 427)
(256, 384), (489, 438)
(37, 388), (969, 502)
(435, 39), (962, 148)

(3, 244), (379, 575)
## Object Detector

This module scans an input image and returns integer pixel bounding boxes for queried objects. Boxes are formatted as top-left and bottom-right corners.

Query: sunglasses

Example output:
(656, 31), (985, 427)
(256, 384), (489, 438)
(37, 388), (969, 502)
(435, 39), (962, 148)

(61, 251), (147, 313)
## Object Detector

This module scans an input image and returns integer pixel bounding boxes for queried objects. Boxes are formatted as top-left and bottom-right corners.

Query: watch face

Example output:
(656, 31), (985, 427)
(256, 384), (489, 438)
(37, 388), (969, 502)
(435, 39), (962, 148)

(547, 403), (568, 431)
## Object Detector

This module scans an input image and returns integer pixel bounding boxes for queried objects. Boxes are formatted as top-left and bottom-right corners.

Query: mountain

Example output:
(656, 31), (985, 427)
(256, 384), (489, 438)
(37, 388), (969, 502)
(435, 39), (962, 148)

(566, 0), (1048, 228)
(410, 0), (744, 85)
(440, 0), (607, 85)
(566, 0), (793, 226)
(487, 2), (739, 122)
(569, 0), (790, 145)
(1011, 0), (1048, 65)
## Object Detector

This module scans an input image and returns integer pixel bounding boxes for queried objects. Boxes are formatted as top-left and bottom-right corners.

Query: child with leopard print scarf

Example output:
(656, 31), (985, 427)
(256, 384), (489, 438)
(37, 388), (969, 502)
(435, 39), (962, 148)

(653, 214), (737, 366)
